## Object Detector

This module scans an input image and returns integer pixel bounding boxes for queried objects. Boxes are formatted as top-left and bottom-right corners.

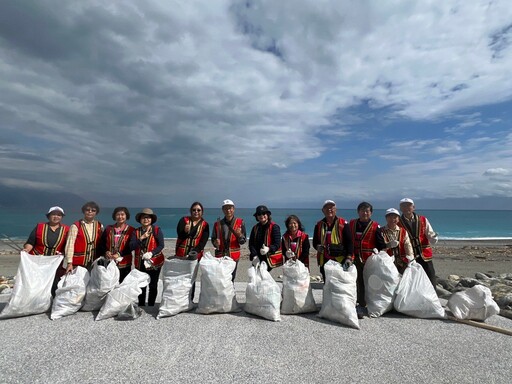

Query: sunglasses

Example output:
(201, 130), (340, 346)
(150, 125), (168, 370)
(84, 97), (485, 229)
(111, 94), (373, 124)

(85, 208), (97, 212)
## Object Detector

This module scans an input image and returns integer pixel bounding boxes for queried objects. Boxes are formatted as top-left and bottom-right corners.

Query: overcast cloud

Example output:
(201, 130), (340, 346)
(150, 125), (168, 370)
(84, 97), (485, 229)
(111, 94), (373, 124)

(1, 0), (511, 208)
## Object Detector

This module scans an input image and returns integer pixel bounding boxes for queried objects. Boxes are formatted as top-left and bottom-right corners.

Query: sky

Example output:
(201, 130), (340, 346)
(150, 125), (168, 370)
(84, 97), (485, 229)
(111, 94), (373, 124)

(1, 0), (512, 209)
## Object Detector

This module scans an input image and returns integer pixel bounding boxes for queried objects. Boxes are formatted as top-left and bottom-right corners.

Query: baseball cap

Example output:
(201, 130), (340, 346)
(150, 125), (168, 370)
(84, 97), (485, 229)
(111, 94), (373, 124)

(47, 206), (65, 216)
(385, 208), (400, 216)
(399, 198), (414, 205)
(323, 199), (336, 208)
(222, 199), (235, 207)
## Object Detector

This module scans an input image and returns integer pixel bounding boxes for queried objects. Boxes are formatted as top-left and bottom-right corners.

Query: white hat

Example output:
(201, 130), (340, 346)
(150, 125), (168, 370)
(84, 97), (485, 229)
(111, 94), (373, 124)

(323, 199), (336, 207)
(47, 206), (65, 216)
(385, 208), (400, 216)
(222, 199), (235, 207)
(399, 198), (414, 205)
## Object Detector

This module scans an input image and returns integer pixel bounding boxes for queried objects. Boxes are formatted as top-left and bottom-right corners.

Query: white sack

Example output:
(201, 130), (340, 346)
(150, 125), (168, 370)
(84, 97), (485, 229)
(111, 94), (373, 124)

(245, 261), (282, 321)
(196, 252), (240, 314)
(394, 261), (445, 319)
(281, 259), (316, 314)
(51, 266), (90, 320)
(318, 260), (359, 329)
(96, 269), (150, 321)
(81, 258), (120, 311)
(363, 251), (401, 318)
(0, 251), (63, 319)
(447, 285), (500, 321)
(157, 257), (198, 319)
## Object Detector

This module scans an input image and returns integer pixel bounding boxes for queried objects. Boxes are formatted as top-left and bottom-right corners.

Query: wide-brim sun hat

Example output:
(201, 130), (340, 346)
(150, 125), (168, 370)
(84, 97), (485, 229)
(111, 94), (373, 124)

(135, 208), (157, 223)
(253, 205), (271, 217)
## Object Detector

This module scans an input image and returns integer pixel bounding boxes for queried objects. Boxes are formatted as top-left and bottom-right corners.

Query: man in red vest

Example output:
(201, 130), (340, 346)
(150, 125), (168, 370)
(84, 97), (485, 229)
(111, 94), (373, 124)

(211, 199), (247, 281)
(398, 198), (439, 287)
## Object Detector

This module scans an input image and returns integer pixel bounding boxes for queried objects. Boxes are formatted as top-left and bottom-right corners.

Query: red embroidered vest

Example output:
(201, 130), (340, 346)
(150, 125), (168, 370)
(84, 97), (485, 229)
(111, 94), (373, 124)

(72, 220), (102, 266)
(398, 215), (433, 260)
(315, 217), (346, 266)
(133, 225), (164, 269)
(175, 217), (208, 259)
(350, 219), (379, 263)
(254, 222), (283, 268)
(31, 223), (69, 255)
(282, 231), (309, 267)
(104, 224), (134, 268)
(214, 217), (243, 261)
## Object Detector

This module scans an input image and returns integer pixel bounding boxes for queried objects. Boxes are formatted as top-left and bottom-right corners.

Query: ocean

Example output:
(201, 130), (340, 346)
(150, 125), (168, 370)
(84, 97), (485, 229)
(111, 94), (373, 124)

(1, 207), (511, 241)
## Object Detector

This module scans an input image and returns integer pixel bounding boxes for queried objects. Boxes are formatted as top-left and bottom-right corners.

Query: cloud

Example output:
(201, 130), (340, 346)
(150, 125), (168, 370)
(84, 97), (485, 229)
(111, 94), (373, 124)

(0, 1), (512, 207)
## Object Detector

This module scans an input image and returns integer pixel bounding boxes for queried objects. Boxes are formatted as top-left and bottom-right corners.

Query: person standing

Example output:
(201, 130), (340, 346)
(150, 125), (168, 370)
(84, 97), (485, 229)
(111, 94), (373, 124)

(64, 201), (103, 273)
(349, 201), (382, 310)
(398, 198), (439, 287)
(23, 206), (69, 295)
(313, 200), (353, 283)
(249, 205), (282, 270)
(377, 208), (414, 274)
(211, 199), (247, 281)
(176, 202), (209, 260)
(99, 207), (134, 283)
(281, 215), (310, 269)
(130, 208), (165, 307)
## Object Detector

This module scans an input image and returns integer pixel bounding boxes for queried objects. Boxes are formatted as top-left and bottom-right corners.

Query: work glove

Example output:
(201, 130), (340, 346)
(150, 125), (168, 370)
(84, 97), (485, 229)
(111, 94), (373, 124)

(251, 257), (260, 267)
(285, 249), (295, 259)
(342, 257), (353, 271)
(386, 240), (399, 249)
(142, 252), (152, 260)
(406, 255), (415, 262)
(431, 233), (439, 244)
(260, 245), (269, 255)
(115, 254), (124, 263)
(316, 245), (325, 253)
(144, 259), (153, 269)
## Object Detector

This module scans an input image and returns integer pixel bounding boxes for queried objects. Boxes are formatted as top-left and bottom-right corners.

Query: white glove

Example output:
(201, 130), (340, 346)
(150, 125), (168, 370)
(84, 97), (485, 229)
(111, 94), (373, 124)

(406, 255), (415, 262)
(386, 240), (399, 248)
(431, 233), (439, 244)
(260, 245), (269, 255)
(144, 259), (153, 269)
(285, 249), (295, 259)
(252, 257), (260, 267)
(115, 256), (124, 264)
(142, 252), (152, 260)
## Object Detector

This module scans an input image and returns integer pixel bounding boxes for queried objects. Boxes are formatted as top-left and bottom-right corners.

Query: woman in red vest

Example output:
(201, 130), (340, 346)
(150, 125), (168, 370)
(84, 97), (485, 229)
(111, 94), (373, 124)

(23, 206), (69, 296)
(130, 208), (164, 307)
(349, 201), (383, 312)
(281, 215), (310, 269)
(175, 202), (209, 260)
(99, 207), (135, 283)
(249, 205), (283, 270)
(377, 208), (414, 274)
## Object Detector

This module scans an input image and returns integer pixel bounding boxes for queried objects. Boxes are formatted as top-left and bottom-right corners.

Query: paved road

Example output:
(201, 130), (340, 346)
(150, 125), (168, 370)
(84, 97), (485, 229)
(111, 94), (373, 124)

(1, 278), (511, 384)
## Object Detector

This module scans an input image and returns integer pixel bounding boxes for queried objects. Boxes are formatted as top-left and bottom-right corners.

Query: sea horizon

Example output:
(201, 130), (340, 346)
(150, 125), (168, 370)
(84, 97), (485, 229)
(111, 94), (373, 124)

(1, 207), (511, 241)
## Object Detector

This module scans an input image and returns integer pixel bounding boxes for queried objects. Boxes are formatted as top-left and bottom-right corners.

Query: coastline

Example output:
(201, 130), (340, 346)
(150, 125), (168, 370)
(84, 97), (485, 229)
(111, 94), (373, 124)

(1, 239), (510, 280)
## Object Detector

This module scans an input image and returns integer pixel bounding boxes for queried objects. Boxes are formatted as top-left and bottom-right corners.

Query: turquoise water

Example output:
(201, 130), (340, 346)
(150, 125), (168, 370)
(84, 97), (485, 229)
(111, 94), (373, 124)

(1, 207), (511, 241)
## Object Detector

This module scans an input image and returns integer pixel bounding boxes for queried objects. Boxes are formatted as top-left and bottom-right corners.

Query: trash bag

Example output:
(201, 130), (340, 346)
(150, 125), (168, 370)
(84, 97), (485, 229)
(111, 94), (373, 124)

(363, 251), (401, 318)
(394, 261), (445, 319)
(0, 251), (63, 319)
(318, 260), (359, 329)
(196, 252), (240, 314)
(281, 259), (316, 314)
(81, 257), (120, 312)
(51, 266), (90, 320)
(157, 257), (198, 319)
(96, 269), (150, 321)
(245, 261), (282, 321)
(447, 285), (500, 321)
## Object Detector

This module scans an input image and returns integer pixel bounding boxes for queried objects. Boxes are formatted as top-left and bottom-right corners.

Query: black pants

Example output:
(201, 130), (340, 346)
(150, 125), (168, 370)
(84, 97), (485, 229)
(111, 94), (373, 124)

(417, 257), (437, 288)
(353, 258), (366, 307)
(119, 267), (131, 283)
(138, 266), (161, 306)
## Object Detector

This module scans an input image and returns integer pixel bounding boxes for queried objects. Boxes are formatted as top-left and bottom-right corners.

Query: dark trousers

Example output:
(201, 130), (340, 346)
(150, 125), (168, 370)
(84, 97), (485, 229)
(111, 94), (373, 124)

(353, 258), (366, 307)
(119, 267), (131, 283)
(138, 266), (161, 306)
(417, 257), (437, 288)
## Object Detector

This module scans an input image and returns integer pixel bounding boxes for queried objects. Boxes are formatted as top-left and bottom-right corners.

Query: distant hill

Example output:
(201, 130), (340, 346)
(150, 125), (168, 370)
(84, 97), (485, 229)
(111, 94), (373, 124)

(0, 185), (86, 210)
